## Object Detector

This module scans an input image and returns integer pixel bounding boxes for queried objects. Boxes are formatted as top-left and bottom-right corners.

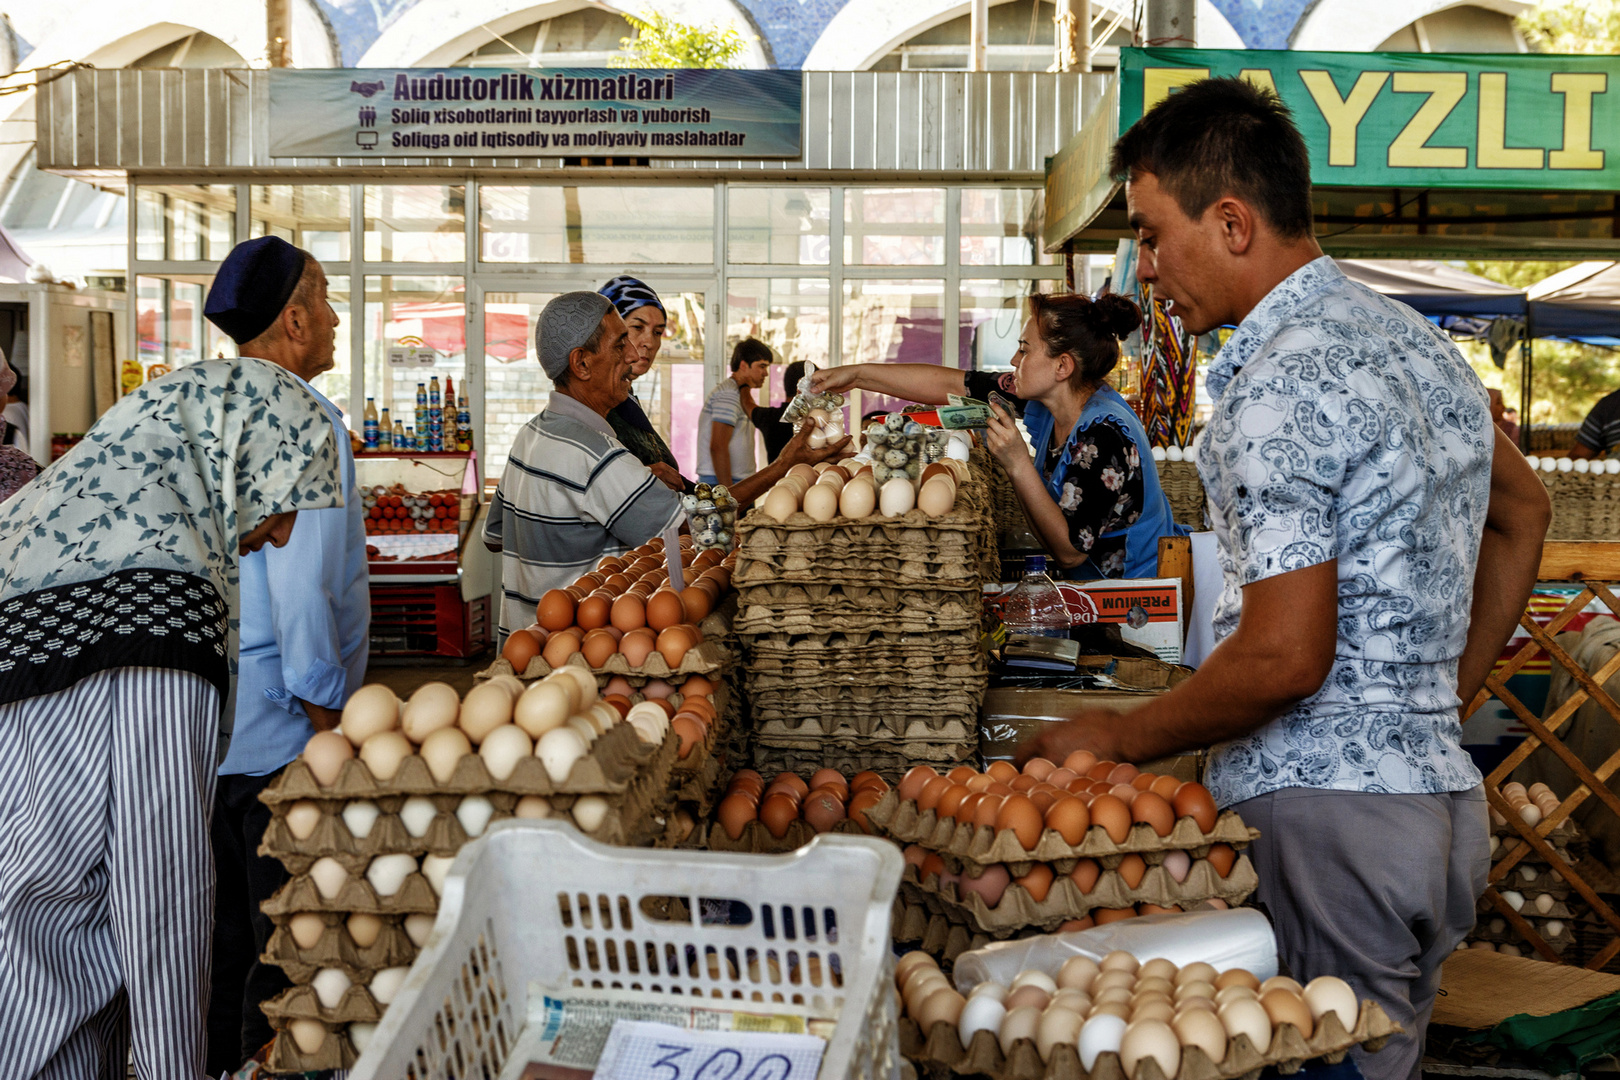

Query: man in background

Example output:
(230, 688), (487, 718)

(1570, 385), (1620, 458)
(742, 359), (804, 464)
(203, 235), (370, 1074)
(1488, 388), (1520, 446)
(697, 337), (771, 487)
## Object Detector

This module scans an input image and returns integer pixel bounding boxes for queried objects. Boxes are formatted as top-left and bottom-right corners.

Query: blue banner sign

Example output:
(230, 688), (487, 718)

(268, 68), (803, 158)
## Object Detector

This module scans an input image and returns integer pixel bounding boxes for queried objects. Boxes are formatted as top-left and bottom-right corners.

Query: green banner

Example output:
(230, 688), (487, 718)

(1045, 79), (1121, 253)
(1120, 48), (1619, 190)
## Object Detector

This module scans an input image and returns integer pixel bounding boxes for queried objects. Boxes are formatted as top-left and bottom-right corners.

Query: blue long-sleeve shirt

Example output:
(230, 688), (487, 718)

(221, 374), (370, 776)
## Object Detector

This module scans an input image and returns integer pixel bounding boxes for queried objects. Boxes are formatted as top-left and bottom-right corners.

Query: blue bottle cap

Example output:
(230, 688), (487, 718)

(1024, 554), (1047, 573)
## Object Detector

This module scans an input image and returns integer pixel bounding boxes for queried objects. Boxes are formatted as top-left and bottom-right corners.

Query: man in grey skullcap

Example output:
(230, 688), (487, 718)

(484, 292), (845, 640)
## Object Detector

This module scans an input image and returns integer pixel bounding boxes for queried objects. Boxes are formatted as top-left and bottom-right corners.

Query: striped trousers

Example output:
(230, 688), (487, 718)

(0, 666), (219, 1080)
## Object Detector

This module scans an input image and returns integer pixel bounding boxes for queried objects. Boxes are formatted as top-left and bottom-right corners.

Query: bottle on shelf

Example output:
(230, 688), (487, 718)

(456, 392), (472, 452)
(392, 419), (405, 449)
(362, 398), (379, 450)
(1000, 554), (1073, 639)
(428, 376), (441, 409)
(378, 407), (393, 450)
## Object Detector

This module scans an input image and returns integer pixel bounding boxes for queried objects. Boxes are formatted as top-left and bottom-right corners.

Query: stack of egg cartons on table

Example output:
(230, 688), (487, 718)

(869, 753), (1259, 968)
(1464, 781), (1589, 961)
(734, 447), (996, 778)
(256, 666), (690, 1070)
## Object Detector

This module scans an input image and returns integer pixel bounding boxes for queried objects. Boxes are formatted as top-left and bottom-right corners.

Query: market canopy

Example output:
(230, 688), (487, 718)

(1337, 259), (1527, 318)
(1527, 262), (1620, 339)
(1047, 48), (1620, 259)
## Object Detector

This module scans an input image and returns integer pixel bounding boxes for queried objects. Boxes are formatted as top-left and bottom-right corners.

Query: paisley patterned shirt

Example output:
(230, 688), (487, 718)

(1198, 257), (1492, 806)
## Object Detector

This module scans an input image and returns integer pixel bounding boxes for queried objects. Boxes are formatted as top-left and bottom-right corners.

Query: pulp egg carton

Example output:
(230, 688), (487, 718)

(746, 668), (986, 699)
(739, 580), (984, 611)
(265, 861), (442, 918)
(261, 791), (511, 871)
(1494, 861), (1570, 896)
(893, 894), (994, 965)
(735, 553), (984, 590)
(752, 713), (980, 745)
(263, 911), (420, 984)
(1476, 891), (1577, 921)
(898, 999), (1399, 1080)
(703, 814), (873, 855)
(1470, 915), (1574, 953)
(487, 634), (734, 683)
(264, 978), (386, 1025)
(750, 737), (978, 779)
(263, 716), (674, 801)
(744, 626), (985, 658)
(671, 746), (727, 809)
(899, 855), (1258, 936)
(266, 1020), (357, 1074)
(738, 519), (984, 562)
(736, 598), (982, 637)
(868, 792), (1258, 878)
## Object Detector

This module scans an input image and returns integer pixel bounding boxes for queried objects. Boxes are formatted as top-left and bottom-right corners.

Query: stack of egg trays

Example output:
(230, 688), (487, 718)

(891, 891), (997, 968)
(750, 740), (977, 779)
(1465, 815), (1589, 958)
(900, 999), (1400, 1080)
(256, 716), (680, 1069)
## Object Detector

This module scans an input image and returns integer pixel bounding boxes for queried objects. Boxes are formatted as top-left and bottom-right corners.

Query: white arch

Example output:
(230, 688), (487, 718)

(1194, 0), (1243, 50)
(1291, 0), (1529, 51)
(358, 0), (769, 69)
(12, 0), (337, 69)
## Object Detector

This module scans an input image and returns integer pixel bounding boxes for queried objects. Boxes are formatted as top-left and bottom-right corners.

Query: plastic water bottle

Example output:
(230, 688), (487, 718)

(1001, 555), (1072, 638)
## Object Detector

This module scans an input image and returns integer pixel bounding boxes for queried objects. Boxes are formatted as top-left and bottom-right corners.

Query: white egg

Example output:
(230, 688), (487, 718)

(1607, 458), (1620, 474)
(366, 853), (418, 897)
(404, 912), (435, 947)
(288, 912), (326, 950)
(807, 427), (829, 449)
(762, 485), (800, 522)
(1166, 445), (1184, 462)
(420, 726), (473, 784)
(1575, 458), (1591, 473)
(488, 673), (525, 700)
(515, 794), (552, 818)
(1011, 970), (1059, 995)
(399, 796), (438, 838)
(341, 800), (381, 839)
(917, 476), (956, 517)
(421, 853), (455, 896)
(1546, 920), (1565, 938)
(879, 477), (916, 517)
(1151, 446), (1167, 462)
(285, 800), (322, 841)
(572, 794), (611, 833)
(567, 715), (600, 745)
(310, 856), (350, 900)
(1539, 457), (1558, 472)
(1524, 455), (1540, 469)
(1302, 976), (1358, 1033)
(1519, 803), (1543, 825)
(480, 723), (534, 781)
(514, 681), (572, 739)
(816, 469), (846, 493)
(958, 994), (1006, 1047)
(1558, 457), (1574, 472)
(626, 702), (669, 743)
(1163, 849), (1192, 883)
(288, 1018), (328, 1055)
(402, 681), (460, 742)
(1502, 889), (1526, 911)
(312, 967), (351, 1009)
(1489, 835), (1500, 855)
(457, 794), (496, 838)
(348, 1022), (378, 1054)
(589, 701), (620, 732)
(370, 966), (410, 1005)
(1077, 1012), (1128, 1071)
(340, 684), (400, 747)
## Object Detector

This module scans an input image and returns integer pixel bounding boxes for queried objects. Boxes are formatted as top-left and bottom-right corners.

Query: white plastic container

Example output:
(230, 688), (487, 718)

(349, 820), (903, 1080)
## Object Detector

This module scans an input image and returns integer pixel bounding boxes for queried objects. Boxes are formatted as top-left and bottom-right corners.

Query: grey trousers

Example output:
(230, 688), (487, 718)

(1231, 786), (1489, 1080)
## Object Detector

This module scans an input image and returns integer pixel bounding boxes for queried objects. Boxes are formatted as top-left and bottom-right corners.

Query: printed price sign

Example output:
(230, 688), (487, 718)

(593, 1021), (825, 1080)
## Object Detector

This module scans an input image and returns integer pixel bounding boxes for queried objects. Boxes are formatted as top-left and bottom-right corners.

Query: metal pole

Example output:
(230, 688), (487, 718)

(1079, 0), (1093, 73)
(1055, 0), (1084, 72)
(970, 0), (989, 72)
(1520, 317), (1533, 451)
(1146, 0), (1196, 46)
(267, 0), (293, 67)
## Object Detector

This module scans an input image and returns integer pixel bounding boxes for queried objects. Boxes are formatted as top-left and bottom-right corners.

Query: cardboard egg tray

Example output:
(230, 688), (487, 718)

(1475, 893), (1578, 921)
(735, 502), (993, 547)
(735, 545), (983, 583)
(745, 652), (986, 680)
(1493, 863), (1571, 897)
(898, 999), (1399, 1080)
(486, 635), (733, 683)
(743, 627), (984, 662)
(892, 894), (994, 966)
(262, 912), (420, 984)
(1469, 919), (1573, 953)
(702, 815), (874, 854)
(261, 717), (674, 804)
(262, 790), (521, 870)
(899, 855), (1257, 936)
(735, 603), (981, 636)
(868, 792), (1258, 877)
(752, 714), (980, 744)
(265, 867), (442, 918)
(738, 581), (985, 611)
(266, 1021), (356, 1073)
(751, 738), (978, 779)
(747, 682), (983, 715)
(264, 980), (386, 1025)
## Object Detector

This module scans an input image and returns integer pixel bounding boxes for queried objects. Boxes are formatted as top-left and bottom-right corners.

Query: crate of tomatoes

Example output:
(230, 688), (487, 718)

(362, 485), (461, 536)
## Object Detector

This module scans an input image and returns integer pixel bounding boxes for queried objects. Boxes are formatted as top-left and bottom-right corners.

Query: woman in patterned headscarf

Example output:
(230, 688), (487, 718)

(598, 275), (691, 492)
(0, 346), (38, 502)
(0, 357), (341, 1079)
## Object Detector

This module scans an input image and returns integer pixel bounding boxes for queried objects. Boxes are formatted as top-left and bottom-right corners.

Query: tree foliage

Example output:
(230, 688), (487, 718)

(613, 11), (748, 68)
(1516, 0), (1620, 53)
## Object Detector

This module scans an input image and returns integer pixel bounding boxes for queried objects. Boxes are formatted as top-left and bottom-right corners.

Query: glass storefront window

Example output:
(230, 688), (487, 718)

(961, 188), (1053, 266)
(727, 188), (831, 265)
(844, 188), (945, 266)
(479, 186), (713, 264)
(364, 276), (466, 450)
(136, 275), (232, 375)
(252, 185), (353, 261)
(134, 184), (235, 261)
(960, 278), (1054, 371)
(365, 186), (466, 263)
(727, 278), (830, 414)
(311, 275), (353, 420)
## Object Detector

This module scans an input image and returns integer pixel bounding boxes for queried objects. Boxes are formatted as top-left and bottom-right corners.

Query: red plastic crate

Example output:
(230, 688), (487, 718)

(369, 582), (491, 658)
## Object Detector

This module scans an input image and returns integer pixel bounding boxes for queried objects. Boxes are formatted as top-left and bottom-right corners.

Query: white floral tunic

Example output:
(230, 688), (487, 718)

(1198, 257), (1493, 807)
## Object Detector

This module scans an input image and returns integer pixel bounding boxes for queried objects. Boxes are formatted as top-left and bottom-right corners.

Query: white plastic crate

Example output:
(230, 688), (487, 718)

(350, 820), (904, 1080)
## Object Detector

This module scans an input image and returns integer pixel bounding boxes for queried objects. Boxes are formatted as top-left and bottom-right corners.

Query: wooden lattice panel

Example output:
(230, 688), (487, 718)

(1461, 542), (1620, 969)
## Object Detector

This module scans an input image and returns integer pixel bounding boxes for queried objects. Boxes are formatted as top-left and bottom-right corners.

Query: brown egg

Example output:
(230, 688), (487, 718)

(1260, 989), (1314, 1038)
(602, 573), (633, 594)
(1089, 794), (1132, 843)
(502, 629), (542, 672)
(675, 622), (705, 645)
(954, 793), (984, 824)
(897, 765), (938, 803)
(573, 593), (609, 632)
(1005, 984), (1051, 1013)
(541, 632), (581, 668)
(302, 730), (354, 787)
(648, 699), (677, 719)
(679, 674), (717, 698)
(610, 593), (646, 632)
(604, 675), (633, 697)
(1059, 916), (1096, 932)
(718, 793), (758, 840)
(985, 782), (1014, 798)
(656, 626), (694, 669)
(959, 864), (1011, 908)
(917, 776), (953, 813)
(902, 845), (928, 870)
(596, 556), (625, 574)
(965, 773), (994, 793)
(1215, 968), (1261, 992)
(601, 694), (633, 719)
(1009, 774), (1040, 793)
(619, 628), (657, 667)
(1150, 774), (1182, 800)
(809, 768), (849, 800)
(769, 772), (810, 801)
(1206, 843), (1238, 877)
(1029, 788), (1057, 813)
(728, 770), (764, 797)
(676, 697), (717, 724)
(581, 629), (619, 668)
(1016, 864), (1055, 903)
(1069, 858), (1101, 893)
(1045, 796), (1090, 844)
(986, 760), (1019, 783)
(1106, 762), (1140, 785)
(1173, 782), (1219, 833)
(1117, 853), (1147, 889)
(680, 587), (714, 623)
(973, 794), (1005, 829)
(803, 790), (847, 832)
(646, 590), (685, 632)
(919, 852), (947, 882)
(703, 566), (732, 592)
(574, 572), (605, 591)
(936, 784), (972, 818)
(995, 794), (1044, 850)
(1131, 790), (1177, 837)
(564, 585), (588, 602)
(760, 793), (799, 838)
(1063, 750), (1098, 774)
(537, 590), (576, 630)
(671, 716), (706, 759)
(1086, 761), (1118, 781)
(847, 788), (884, 833)
(1094, 907), (1137, 925)
(1139, 903), (1182, 916)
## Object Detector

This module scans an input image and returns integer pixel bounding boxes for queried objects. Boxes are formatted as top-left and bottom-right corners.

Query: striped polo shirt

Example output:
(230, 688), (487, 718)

(1577, 388), (1620, 456)
(484, 392), (683, 637)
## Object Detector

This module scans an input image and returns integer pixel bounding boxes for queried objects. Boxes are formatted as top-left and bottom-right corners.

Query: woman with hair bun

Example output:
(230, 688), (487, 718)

(811, 292), (1182, 578)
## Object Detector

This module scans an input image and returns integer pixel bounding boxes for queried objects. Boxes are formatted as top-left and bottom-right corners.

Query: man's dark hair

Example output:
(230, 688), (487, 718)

(730, 337), (773, 372)
(1109, 77), (1314, 239)
(782, 360), (806, 396)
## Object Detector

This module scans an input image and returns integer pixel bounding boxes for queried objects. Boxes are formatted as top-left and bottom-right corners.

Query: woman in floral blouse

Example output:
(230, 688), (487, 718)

(812, 293), (1181, 579)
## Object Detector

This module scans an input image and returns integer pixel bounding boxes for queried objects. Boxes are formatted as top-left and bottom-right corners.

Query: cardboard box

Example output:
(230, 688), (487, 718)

(1061, 577), (1184, 664)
